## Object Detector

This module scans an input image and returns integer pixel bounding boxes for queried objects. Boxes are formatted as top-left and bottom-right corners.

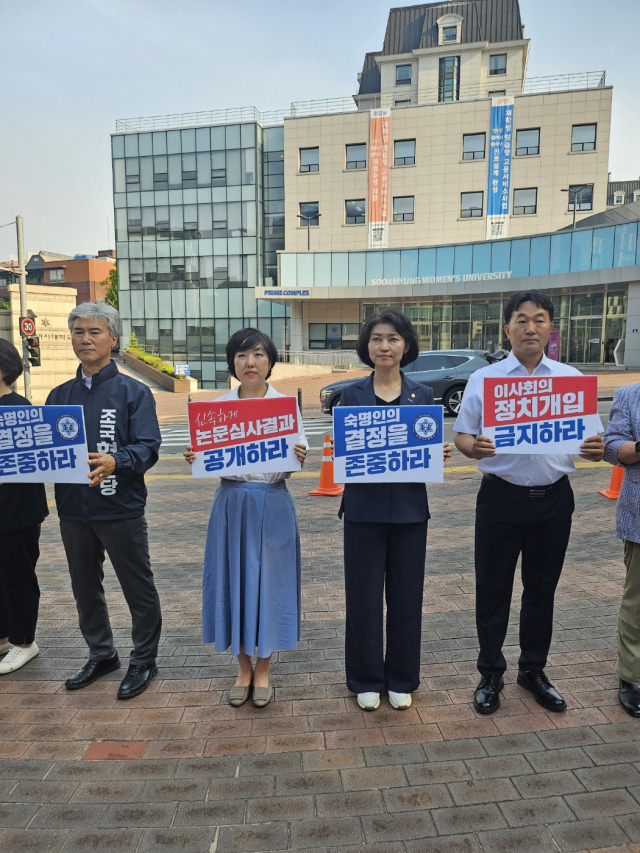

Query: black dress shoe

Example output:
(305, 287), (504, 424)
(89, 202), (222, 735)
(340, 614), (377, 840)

(517, 668), (567, 712)
(473, 674), (504, 715)
(619, 679), (640, 718)
(65, 653), (120, 690)
(117, 661), (158, 700)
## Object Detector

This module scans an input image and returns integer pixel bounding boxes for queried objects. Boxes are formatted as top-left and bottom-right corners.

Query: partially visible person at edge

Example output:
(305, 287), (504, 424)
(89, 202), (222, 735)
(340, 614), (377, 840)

(338, 309), (452, 713)
(46, 302), (162, 700)
(604, 384), (640, 717)
(454, 290), (604, 716)
(0, 340), (48, 675)
(184, 329), (307, 709)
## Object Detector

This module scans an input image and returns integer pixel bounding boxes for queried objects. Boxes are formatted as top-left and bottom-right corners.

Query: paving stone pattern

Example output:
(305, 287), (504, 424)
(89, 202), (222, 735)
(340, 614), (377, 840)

(1, 442), (640, 851)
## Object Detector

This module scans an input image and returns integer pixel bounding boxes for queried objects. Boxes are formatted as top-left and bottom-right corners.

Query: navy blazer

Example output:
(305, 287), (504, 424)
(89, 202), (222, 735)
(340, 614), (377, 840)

(338, 372), (434, 524)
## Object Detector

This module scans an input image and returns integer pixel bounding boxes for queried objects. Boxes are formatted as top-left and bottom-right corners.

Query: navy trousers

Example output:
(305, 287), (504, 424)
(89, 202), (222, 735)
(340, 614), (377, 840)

(474, 475), (574, 676)
(344, 519), (428, 694)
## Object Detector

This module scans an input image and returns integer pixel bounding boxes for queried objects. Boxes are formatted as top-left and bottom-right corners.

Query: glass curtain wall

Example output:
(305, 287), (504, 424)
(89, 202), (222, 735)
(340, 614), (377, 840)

(112, 122), (286, 387)
(364, 286), (626, 362)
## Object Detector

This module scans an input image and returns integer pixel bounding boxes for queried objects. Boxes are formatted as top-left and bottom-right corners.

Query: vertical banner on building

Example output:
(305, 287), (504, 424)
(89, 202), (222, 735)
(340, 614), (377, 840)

(368, 109), (391, 249)
(486, 97), (514, 240)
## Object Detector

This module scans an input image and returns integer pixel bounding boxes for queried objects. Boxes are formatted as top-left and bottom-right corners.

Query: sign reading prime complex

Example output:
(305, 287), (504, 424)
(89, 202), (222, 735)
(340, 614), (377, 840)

(333, 405), (444, 483)
(187, 397), (302, 478)
(487, 96), (514, 241)
(481, 375), (603, 454)
(0, 405), (89, 483)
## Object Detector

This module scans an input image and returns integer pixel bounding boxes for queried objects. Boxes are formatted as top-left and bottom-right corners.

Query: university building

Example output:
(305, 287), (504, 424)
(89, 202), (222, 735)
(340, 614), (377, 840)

(111, 0), (640, 386)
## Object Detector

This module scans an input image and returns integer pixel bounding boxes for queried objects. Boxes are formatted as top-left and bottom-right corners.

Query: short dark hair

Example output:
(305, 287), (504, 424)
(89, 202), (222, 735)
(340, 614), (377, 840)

(0, 338), (24, 387)
(503, 290), (555, 324)
(356, 309), (420, 368)
(226, 328), (278, 380)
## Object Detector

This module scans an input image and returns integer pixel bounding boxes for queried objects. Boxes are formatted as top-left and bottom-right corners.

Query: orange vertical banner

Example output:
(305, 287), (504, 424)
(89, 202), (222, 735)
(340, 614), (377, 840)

(368, 109), (391, 249)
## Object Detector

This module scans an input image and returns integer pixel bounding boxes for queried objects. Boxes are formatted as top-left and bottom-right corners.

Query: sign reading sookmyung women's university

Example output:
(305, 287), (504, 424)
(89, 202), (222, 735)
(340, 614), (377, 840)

(333, 405), (444, 483)
(0, 405), (89, 483)
(187, 397), (302, 478)
(481, 376), (603, 454)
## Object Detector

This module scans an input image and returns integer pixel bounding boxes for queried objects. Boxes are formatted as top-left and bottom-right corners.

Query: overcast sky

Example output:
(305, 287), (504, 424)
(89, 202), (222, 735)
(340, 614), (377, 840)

(1, 0), (637, 260)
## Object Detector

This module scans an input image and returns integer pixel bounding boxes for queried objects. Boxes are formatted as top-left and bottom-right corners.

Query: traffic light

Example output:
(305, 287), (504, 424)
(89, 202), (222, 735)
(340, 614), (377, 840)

(25, 336), (41, 367)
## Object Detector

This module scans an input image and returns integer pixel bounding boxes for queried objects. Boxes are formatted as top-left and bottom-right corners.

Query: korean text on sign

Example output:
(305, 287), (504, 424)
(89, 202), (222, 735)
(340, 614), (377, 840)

(0, 405), (89, 483)
(333, 405), (444, 483)
(481, 375), (603, 454)
(187, 396), (302, 478)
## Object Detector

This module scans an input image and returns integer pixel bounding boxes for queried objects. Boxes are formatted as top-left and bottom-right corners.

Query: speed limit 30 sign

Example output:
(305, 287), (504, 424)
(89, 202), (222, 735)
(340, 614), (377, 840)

(20, 316), (36, 336)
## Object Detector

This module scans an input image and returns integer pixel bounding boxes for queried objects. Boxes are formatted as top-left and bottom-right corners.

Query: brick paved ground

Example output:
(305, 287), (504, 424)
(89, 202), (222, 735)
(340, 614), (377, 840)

(2, 368), (640, 852)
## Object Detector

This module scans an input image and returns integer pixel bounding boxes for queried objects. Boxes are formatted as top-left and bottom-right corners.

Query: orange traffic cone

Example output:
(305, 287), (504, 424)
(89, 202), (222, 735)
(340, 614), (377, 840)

(309, 434), (344, 497)
(598, 465), (624, 500)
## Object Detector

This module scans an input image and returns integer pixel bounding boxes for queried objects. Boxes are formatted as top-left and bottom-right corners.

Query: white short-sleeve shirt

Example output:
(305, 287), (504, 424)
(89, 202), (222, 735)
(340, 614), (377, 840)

(453, 351), (583, 486)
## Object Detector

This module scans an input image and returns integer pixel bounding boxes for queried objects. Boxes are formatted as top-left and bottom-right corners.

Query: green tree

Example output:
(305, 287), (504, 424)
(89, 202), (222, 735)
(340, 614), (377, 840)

(102, 267), (118, 309)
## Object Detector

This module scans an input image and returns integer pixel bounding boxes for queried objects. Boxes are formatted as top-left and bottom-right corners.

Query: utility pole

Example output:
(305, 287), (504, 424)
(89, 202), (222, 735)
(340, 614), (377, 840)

(16, 215), (31, 399)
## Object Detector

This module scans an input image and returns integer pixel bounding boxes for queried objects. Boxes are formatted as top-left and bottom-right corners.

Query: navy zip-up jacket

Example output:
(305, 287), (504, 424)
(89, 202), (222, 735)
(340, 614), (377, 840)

(46, 360), (161, 522)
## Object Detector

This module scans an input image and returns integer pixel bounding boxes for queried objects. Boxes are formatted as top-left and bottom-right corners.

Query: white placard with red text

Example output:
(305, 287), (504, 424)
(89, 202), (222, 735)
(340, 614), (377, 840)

(187, 397), (301, 478)
(481, 375), (603, 454)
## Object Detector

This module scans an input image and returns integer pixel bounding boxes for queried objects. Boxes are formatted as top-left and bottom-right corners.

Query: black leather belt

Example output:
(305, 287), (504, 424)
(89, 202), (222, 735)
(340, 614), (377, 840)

(483, 472), (568, 498)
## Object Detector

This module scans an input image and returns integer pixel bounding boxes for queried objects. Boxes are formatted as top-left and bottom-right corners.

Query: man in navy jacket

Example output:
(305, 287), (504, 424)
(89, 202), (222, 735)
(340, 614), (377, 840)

(47, 302), (162, 699)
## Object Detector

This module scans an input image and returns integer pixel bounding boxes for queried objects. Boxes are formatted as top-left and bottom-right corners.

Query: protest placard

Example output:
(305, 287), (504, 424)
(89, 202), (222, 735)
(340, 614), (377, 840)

(333, 405), (444, 483)
(0, 405), (89, 483)
(187, 396), (302, 478)
(482, 375), (603, 454)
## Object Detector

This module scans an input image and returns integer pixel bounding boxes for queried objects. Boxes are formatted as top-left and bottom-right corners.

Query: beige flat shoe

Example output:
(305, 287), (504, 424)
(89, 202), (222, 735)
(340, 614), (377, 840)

(252, 680), (274, 708)
(229, 683), (252, 707)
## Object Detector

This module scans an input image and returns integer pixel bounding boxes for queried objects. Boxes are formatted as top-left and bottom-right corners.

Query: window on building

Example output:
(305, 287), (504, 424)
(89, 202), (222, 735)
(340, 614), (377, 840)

(346, 143), (367, 169)
(571, 124), (597, 152)
(462, 133), (486, 160)
(443, 25), (458, 41)
(211, 151), (226, 186)
(488, 90), (506, 98)
(393, 196), (414, 222)
(396, 64), (412, 85)
(309, 322), (360, 350)
(489, 53), (507, 75)
(394, 139), (416, 165)
(515, 128), (540, 156)
(345, 199), (366, 224)
(613, 192), (624, 205)
(634, 190), (640, 203)
(299, 147), (319, 172)
(49, 268), (64, 282)
(394, 99), (411, 108)
(437, 14), (462, 45)
(439, 56), (460, 102)
(567, 184), (593, 211)
(299, 201), (319, 226)
(461, 191), (483, 218)
(513, 187), (538, 215)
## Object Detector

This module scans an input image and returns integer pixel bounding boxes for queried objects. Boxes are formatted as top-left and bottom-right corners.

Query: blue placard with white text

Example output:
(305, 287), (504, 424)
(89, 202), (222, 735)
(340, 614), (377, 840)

(333, 405), (444, 483)
(0, 405), (90, 483)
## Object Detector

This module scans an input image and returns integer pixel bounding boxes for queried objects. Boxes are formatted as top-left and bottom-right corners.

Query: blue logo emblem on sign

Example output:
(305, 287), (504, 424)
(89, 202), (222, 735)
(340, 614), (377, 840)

(56, 415), (81, 441)
(413, 415), (438, 441)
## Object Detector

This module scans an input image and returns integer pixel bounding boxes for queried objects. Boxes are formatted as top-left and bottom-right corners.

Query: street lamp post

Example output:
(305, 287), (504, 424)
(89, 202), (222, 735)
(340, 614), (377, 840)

(297, 213), (321, 250)
(561, 184), (594, 229)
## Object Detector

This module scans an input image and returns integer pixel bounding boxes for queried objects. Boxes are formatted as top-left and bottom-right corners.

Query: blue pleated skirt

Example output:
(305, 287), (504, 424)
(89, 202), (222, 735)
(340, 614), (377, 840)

(202, 479), (301, 657)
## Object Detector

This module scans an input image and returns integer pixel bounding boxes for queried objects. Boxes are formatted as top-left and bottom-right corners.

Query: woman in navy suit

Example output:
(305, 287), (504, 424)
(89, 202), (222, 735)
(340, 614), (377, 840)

(339, 310), (450, 711)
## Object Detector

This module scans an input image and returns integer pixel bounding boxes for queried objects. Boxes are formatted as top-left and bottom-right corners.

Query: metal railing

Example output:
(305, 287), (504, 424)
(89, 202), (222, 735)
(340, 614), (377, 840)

(278, 350), (361, 369)
(115, 71), (607, 133)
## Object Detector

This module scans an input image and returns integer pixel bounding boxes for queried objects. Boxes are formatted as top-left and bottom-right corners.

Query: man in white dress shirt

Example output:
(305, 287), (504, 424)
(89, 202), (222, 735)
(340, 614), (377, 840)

(454, 291), (604, 715)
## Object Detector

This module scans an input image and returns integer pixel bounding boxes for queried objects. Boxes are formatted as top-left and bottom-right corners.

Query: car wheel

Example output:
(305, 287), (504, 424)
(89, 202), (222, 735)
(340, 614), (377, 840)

(329, 393), (341, 413)
(443, 386), (465, 416)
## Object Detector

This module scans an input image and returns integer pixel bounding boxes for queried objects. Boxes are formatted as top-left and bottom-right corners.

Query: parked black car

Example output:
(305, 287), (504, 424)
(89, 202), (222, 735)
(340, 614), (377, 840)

(319, 349), (490, 416)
